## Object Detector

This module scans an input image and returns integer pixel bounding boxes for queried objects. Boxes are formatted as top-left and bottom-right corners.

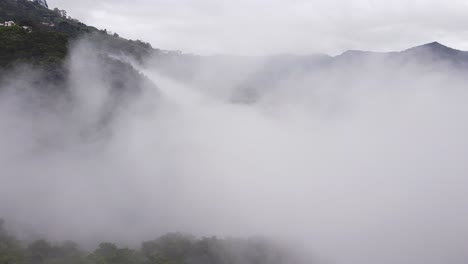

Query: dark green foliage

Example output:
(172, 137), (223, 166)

(23, 239), (89, 264)
(142, 233), (196, 264)
(0, 220), (292, 264)
(0, 0), (157, 115)
(0, 0), (97, 37)
(0, 26), (68, 67)
(141, 234), (287, 264)
(0, 0), (155, 67)
(0, 219), (26, 264)
(88, 243), (144, 264)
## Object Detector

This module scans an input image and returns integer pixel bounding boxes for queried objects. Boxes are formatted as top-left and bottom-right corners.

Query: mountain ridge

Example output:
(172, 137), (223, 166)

(336, 41), (465, 58)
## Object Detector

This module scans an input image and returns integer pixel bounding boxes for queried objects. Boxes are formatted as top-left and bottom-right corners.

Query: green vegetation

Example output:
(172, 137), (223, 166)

(0, 0), (155, 67)
(0, 26), (67, 66)
(0, 220), (288, 264)
(0, 0), (96, 36)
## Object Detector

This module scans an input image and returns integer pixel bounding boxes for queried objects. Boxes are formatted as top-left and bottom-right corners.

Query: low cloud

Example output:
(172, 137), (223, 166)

(1, 39), (468, 264)
(49, 0), (468, 55)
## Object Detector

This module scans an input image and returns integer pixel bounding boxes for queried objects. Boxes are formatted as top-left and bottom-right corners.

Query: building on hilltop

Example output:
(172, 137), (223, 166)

(22, 26), (33, 33)
(2, 21), (16, 27)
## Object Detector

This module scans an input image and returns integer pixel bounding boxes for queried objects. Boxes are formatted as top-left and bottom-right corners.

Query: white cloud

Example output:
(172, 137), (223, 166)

(48, 0), (468, 54)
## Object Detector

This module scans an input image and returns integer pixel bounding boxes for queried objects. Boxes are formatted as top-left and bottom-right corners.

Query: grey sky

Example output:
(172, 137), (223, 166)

(48, 0), (468, 55)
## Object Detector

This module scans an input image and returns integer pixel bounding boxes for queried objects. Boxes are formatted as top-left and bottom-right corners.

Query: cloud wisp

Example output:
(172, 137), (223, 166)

(49, 0), (468, 55)
(1, 39), (468, 264)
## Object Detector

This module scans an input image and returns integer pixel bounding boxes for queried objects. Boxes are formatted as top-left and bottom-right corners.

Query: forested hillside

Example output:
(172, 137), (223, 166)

(0, 0), (95, 35)
(0, 0), (156, 67)
(0, 26), (67, 65)
(0, 0), (162, 136)
(0, 220), (289, 264)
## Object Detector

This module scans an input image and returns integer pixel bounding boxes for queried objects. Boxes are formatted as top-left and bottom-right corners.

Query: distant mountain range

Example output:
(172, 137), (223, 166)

(144, 41), (468, 103)
(1, 0), (467, 107)
(2, 0), (467, 71)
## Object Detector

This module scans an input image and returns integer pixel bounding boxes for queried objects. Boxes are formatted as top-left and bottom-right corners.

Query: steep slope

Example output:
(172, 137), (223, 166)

(0, 26), (68, 66)
(0, 0), (161, 135)
(398, 41), (468, 66)
(334, 41), (468, 66)
(0, 0), (96, 36)
(0, 0), (157, 66)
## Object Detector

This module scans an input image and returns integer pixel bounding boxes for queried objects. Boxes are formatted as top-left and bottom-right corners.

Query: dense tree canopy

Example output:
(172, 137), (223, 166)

(0, 26), (68, 66)
(0, 220), (290, 264)
(0, 0), (156, 67)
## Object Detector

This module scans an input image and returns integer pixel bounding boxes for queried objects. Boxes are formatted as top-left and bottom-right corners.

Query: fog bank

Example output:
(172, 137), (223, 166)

(1, 40), (468, 264)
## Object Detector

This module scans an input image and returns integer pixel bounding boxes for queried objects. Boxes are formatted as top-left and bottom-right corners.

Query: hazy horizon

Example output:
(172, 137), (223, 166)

(46, 0), (468, 56)
(2, 1), (468, 264)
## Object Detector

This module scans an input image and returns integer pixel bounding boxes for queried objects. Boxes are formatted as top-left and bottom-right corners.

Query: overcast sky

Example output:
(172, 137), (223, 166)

(47, 0), (468, 55)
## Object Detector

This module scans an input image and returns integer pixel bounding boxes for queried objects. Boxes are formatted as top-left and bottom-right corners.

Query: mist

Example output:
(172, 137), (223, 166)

(1, 38), (468, 264)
